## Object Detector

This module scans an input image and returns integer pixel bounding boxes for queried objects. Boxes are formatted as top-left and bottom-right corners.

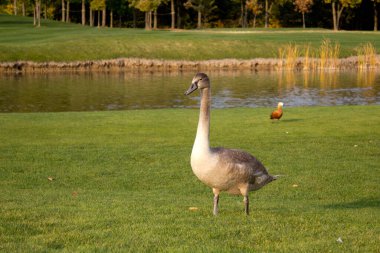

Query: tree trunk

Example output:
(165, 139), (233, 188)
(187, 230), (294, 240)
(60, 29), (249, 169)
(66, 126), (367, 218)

(66, 0), (70, 23)
(145, 11), (152, 30)
(97, 10), (100, 27)
(171, 0), (175, 29)
(244, 1), (248, 27)
(197, 10), (201, 29)
(375, 0), (378, 31)
(302, 12), (305, 28)
(332, 2), (337, 30)
(33, 5), (36, 25)
(22, 1), (25, 16)
(336, 3), (344, 30)
(14, 0), (17, 15)
(154, 10), (157, 29)
(81, 0), (85, 25)
(240, 0), (244, 27)
(102, 8), (106, 27)
(90, 8), (93, 26)
(265, 0), (268, 28)
(150, 11), (153, 29)
(176, 0), (181, 28)
(36, 0), (40, 27)
(62, 0), (65, 22)
(44, 2), (47, 19)
(145, 12), (149, 29)
(133, 8), (136, 28)
(110, 10), (113, 28)
(253, 14), (256, 28)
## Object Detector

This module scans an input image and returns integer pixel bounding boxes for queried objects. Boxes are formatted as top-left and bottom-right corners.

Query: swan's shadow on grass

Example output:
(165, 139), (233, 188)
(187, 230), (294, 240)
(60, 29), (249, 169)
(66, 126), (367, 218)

(323, 198), (380, 209)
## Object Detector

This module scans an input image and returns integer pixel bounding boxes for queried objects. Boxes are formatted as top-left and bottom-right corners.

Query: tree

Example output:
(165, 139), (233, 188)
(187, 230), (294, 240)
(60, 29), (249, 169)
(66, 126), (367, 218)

(61, 0), (65, 21)
(294, 0), (313, 28)
(263, 0), (274, 28)
(33, 0), (41, 27)
(170, 0), (175, 29)
(372, 0), (379, 31)
(21, 0), (26, 15)
(66, 0), (70, 22)
(81, 0), (85, 25)
(14, 0), (17, 14)
(324, 0), (362, 30)
(184, 0), (216, 28)
(91, 0), (106, 27)
(129, 0), (162, 29)
(246, 0), (262, 27)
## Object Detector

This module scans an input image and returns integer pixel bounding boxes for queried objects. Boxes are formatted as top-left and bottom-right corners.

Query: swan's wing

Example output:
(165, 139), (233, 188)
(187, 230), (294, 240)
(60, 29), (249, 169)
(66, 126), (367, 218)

(212, 147), (268, 175)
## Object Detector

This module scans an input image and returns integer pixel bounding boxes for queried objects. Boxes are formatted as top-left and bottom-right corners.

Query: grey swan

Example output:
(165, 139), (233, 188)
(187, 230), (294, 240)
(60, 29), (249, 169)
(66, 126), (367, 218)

(185, 72), (277, 215)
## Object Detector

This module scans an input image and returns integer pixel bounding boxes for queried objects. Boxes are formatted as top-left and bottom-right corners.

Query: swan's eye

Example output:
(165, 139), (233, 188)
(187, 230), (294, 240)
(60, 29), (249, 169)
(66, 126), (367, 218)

(199, 78), (203, 81)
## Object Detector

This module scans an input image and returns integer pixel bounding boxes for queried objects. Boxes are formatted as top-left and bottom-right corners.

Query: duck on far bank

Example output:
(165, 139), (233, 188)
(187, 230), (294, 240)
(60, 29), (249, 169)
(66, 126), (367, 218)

(270, 102), (284, 120)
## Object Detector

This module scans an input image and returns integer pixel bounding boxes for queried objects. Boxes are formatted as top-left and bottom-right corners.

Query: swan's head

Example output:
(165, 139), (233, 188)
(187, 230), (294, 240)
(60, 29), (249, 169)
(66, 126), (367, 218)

(184, 73), (210, 96)
(278, 102), (284, 108)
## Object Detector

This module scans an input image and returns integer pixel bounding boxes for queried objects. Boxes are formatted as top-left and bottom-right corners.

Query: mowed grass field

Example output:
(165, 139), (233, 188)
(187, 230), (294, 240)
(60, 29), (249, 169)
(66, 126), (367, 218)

(0, 14), (379, 62)
(0, 106), (379, 252)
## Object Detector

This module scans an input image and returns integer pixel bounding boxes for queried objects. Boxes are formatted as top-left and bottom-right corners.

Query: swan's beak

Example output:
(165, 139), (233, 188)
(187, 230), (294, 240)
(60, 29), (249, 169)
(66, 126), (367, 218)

(184, 82), (198, 95)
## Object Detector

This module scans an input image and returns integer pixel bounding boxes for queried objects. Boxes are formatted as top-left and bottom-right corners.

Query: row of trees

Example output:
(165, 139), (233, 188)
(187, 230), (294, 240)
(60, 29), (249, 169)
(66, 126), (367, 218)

(2, 0), (379, 30)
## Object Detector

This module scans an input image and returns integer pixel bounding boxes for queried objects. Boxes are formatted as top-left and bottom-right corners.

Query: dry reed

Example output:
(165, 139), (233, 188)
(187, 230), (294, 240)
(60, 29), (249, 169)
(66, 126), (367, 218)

(357, 43), (377, 69)
(319, 39), (340, 70)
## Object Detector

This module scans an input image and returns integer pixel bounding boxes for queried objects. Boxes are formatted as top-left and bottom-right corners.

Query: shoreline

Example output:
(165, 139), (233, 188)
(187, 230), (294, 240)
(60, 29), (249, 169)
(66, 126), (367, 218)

(0, 56), (379, 73)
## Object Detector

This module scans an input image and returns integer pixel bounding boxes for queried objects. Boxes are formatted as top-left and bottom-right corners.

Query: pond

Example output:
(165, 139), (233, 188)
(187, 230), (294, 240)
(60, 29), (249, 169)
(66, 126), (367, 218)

(0, 70), (379, 112)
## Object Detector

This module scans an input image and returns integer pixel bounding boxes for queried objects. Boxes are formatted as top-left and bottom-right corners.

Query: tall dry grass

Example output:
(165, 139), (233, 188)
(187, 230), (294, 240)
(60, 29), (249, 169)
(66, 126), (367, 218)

(278, 40), (378, 70)
(356, 42), (377, 69)
(319, 39), (340, 69)
(278, 44), (300, 69)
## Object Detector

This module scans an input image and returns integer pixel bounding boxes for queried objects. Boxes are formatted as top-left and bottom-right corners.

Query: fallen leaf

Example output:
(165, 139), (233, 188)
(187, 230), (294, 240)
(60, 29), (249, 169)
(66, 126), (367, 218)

(47, 177), (54, 181)
(189, 207), (198, 211)
(292, 184), (298, 188)
(337, 237), (343, 243)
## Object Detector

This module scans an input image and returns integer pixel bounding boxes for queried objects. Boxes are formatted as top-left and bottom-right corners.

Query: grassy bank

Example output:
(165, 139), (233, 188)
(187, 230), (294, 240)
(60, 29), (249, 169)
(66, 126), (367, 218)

(0, 106), (379, 252)
(0, 14), (379, 62)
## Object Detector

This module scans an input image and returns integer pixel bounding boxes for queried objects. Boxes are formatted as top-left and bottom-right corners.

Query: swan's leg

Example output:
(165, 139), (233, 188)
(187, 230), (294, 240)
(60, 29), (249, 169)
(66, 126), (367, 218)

(212, 188), (220, 215)
(239, 186), (249, 215)
(244, 195), (249, 215)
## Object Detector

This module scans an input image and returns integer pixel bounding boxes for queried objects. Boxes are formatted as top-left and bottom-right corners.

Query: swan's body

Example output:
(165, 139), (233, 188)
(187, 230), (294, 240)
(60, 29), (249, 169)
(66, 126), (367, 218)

(270, 102), (284, 120)
(185, 73), (276, 215)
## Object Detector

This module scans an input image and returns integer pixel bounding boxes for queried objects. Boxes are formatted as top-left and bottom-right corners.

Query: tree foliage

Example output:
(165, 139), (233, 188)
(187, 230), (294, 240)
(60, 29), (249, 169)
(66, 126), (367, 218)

(246, 0), (262, 27)
(1, 0), (377, 30)
(294, 0), (313, 28)
(184, 0), (217, 28)
(323, 0), (362, 30)
(91, 0), (105, 10)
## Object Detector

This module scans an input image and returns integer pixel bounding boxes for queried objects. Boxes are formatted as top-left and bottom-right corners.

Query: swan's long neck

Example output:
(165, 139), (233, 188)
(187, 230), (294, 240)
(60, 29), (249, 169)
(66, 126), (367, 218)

(193, 87), (211, 153)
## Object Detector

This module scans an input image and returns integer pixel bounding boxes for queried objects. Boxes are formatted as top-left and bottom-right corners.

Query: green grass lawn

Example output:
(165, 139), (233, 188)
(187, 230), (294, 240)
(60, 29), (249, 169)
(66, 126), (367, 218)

(0, 106), (379, 252)
(0, 14), (379, 62)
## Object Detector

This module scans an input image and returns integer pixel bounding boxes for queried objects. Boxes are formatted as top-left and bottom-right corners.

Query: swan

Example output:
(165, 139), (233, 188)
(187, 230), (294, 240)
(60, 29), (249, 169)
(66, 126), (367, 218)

(270, 102), (284, 120)
(184, 72), (276, 215)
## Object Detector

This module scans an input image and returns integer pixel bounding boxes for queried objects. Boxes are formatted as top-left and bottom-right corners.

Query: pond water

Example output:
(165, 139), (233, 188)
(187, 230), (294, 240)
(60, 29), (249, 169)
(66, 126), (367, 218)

(0, 70), (379, 112)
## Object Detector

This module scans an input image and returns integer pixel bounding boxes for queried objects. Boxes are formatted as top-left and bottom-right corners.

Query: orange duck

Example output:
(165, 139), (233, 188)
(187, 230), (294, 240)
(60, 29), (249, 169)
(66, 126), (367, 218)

(270, 102), (284, 120)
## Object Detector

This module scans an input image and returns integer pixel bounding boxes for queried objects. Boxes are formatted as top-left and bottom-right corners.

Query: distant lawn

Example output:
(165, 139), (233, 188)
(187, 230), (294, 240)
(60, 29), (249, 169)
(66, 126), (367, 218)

(0, 106), (379, 252)
(0, 14), (379, 62)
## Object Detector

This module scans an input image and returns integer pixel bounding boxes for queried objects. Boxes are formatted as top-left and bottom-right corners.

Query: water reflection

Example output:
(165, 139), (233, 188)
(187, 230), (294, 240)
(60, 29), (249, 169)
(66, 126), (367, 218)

(0, 70), (379, 112)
